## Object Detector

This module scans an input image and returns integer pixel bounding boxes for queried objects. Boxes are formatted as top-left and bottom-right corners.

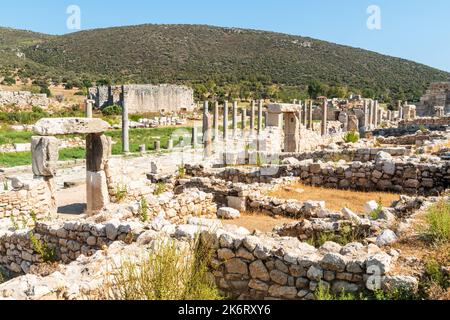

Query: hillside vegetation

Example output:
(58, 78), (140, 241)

(1, 24), (449, 103)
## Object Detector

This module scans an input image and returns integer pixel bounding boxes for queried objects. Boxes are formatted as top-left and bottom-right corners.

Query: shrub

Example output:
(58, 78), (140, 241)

(369, 198), (383, 220)
(107, 238), (222, 300)
(425, 260), (449, 289)
(154, 182), (167, 196)
(114, 184), (128, 203)
(344, 131), (359, 143)
(178, 164), (186, 179)
(315, 282), (357, 300)
(29, 231), (56, 263)
(424, 200), (450, 243)
(2, 76), (16, 86)
(102, 104), (122, 116)
(139, 197), (149, 222)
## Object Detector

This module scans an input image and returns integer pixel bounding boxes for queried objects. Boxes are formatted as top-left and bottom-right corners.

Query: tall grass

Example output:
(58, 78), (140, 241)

(107, 238), (222, 300)
(424, 200), (450, 243)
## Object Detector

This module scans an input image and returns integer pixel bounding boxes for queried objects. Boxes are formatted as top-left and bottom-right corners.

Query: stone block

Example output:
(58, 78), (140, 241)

(86, 171), (110, 214)
(86, 134), (111, 172)
(31, 136), (59, 177)
(33, 118), (110, 135)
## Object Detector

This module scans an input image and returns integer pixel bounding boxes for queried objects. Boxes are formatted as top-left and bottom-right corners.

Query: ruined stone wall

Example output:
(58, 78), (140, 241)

(186, 157), (450, 195)
(0, 177), (56, 221)
(88, 84), (195, 114)
(0, 188), (216, 274)
(280, 147), (409, 163)
(212, 231), (402, 299)
(0, 91), (50, 109)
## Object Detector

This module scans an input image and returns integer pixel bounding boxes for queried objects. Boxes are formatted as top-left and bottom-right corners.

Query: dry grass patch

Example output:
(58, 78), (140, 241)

(223, 212), (297, 233)
(269, 183), (400, 213)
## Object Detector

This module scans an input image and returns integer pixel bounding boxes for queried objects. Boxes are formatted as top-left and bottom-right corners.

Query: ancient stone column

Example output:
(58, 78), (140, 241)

(284, 112), (300, 152)
(168, 138), (174, 151)
(363, 100), (369, 129)
(250, 100), (255, 132)
(121, 85), (130, 154)
(258, 100), (263, 134)
(241, 107), (246, 131)
(223, 101), (229, 141)
(302, 101), (308, 126)
(232, 101), (238, 137)
(86, 133), (111, 214)
(154, 139), (161, 153)
(213, 101), (219, 141)
(377, 108), (383, 125)
(202, 101), (209, 137)
(368, 100), (373, 129)
(308, 100), (313, 130)
(321, 100), (328, 136)
(374, 101), (379, 127)
(204, 114), (213, 158)
(192, 126), (198, 148)
(139, 144), (146, 153)
(399, 106), (403, 120)
(85, 99), (94, 118)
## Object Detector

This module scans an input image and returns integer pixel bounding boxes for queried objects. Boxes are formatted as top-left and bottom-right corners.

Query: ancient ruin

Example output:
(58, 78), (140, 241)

(0, 95), (449, 301)
(88, 84), (195, 114)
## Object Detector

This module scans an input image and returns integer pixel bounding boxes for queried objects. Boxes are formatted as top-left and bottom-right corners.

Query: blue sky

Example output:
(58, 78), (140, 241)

(1, 0), (449, 72)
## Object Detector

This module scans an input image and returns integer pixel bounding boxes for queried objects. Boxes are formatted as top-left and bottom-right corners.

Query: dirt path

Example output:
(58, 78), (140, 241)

(57, 184), (86, 219)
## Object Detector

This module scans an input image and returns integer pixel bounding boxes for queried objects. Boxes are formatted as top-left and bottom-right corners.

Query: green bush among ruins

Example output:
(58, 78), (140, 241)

(424, 200), (450, 243)
(344, 131), (359, 143)
(107, 238), (222, 300)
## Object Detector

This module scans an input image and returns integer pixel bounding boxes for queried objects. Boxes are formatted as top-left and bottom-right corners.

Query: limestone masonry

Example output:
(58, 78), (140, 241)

(88, 84), (195, 114)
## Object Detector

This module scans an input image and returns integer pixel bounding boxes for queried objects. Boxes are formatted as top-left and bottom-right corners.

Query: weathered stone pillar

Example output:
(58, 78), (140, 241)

(121, 85), (130, 154)
(85, 99), (94, 118)
(363, 100), (369, 129)
(223, 101), (229, 141)
(258, 100), (263, 134)
(302, 101), (308, 126)
(241, 107), (246, 131)
(86, 133), (111, 215)
(167, 138), (174, 150)
(284, 112), (300, 152)
(154, 139), (161, 153)
(192, 126), (198, 148)
(374, 101), (379, 127)
(308, 100), (313, 130)
(139, 144), (146, 153)
(250, 100), (255, 133)
(213, 101), (219, 141)
(31, 136), (59, 178)
(368, 100), (374, 129)
(232, 101), (238, 137)
(399, 106), (403, 120)
(202, 101), (209, 137)
(204, 114), (213, 158)
(321, 100), (328, 136)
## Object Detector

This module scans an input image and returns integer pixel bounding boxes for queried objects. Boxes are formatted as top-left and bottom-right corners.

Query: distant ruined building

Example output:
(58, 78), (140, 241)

(88, 84), (195, 114)
(417, 82), (450, 117)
